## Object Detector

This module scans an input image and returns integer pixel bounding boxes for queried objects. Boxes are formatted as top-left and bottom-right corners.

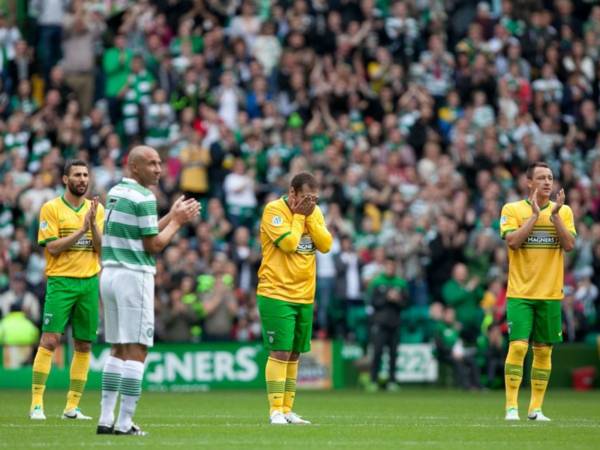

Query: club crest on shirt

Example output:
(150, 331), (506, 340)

(272, 216), (283, 226)
(500, 215), (507, 225)
(39, 220), (48, 230)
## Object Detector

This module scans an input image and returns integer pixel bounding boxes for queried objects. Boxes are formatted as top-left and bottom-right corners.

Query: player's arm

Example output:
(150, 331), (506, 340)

(502, 197), (538, 250)
(305, 206), (333, 253)
(39, 203), (89, 256)
(261, 204), (306, 253)
(142, 197), (200, 253)
(551, 190), (576, 252)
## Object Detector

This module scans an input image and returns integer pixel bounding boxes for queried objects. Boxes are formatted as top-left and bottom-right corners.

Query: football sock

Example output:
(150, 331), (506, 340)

(529, 345), (552, 414)
(265, 357), (287, 414)
(283, 359), (299, 414)
(31, 347), (53, 410)
(65, 351), (90, 412)
(116, 360), (144, 432)
(99, 356), (124, 426)
(504, 340), (528, 410)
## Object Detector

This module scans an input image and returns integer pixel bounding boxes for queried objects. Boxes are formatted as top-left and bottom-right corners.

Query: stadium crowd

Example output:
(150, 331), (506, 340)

(1, 0), (600, 387)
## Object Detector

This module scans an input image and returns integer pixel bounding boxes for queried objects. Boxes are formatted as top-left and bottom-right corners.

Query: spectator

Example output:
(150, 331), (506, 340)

(366, 256), (408, 391)
(229, 226), (260, 295)
(102, 33), (132, 124)
(433, 306), (481, 390)
(178, 129), (211, 199)
(0, 273), (40, 323)
(6, 40), (34, 93)
(334, 235), (363, 336)
(253, 21), (282, 77)
(62, 0), (106, 115)
(200, 254), (238, 341)
(161, 287), (200, 342)
(441, 263), (484, 344)
(223, 158), (257, 229)
(0, 11), (22, 85)
(0, 303), (40, 368)
(29, 0), (68, 81)
(145, 88), (175, 149)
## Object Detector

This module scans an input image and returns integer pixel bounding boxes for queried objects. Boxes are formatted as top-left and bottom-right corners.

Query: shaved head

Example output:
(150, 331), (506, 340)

(128, 145), (159, 168)
(128, 145), (162, 187)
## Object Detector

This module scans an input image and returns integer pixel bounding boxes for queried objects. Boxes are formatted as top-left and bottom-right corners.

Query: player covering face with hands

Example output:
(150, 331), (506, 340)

(256, 172), (333, 425)
(97, 146), (200, 436)
(500, 162), (575, 422)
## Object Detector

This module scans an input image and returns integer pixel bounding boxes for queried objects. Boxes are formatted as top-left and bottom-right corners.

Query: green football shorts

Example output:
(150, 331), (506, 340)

(257, 295), (313, 353)
(506, 297), (563, 344)
(42, 275), (99, 342)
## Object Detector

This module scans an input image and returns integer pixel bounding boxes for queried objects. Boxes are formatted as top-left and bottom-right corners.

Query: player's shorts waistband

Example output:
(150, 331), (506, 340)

(48, 274), (99, 281)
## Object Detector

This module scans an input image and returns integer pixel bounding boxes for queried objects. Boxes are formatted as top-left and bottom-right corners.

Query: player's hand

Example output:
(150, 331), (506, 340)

(291, 195), (317, 216)
(89, 196), (99, 224)
(552, 188), (565, 216)
(82, 212), (91, 232)
(529, 188), (540, 217)
(306, 195), (318, 216)
(290, 195), (308, 215)
(172, 197), (201, 225)
(169, 195), (185, 214)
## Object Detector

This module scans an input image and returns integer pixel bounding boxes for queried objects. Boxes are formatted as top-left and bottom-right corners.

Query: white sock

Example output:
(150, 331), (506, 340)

(99, 356), (124, 427)
(115, 360), (144, 432)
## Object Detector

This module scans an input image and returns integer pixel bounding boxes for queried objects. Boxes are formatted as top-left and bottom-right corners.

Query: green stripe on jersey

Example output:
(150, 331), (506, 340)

(109, 197), (157, 216)
(101, 246), (155, 267)
(103, 180), (158, 271)
(104, 221), (158, 239)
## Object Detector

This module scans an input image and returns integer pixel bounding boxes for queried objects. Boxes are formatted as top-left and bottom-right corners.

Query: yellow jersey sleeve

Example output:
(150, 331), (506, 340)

(305, 206), (332, 253)
(261, 202), (305, 253)
(38, 202), (59, 246)
(559, 205), (576, 236)
(500, 203), (518, 239)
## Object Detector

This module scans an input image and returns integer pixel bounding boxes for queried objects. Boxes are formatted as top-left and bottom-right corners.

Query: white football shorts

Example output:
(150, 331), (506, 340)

(100, 266), (155, 347)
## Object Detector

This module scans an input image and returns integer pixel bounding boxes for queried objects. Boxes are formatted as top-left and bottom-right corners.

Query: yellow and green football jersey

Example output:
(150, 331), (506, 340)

(38, 196), (104, 278)
(500, 199), (576, 300)
(257, 197), (332, 304)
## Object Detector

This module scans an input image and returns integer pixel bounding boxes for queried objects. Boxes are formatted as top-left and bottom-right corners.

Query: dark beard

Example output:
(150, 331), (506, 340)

(67, 182), (87, 197)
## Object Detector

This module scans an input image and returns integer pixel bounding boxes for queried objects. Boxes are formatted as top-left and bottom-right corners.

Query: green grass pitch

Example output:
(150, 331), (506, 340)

(1, 389), (599, 449)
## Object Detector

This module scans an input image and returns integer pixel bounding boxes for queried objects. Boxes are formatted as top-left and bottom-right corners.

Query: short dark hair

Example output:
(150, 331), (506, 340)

(290, 172), (317, 192)
(526, 161), (551, 179)
(63, 159), (89, 176)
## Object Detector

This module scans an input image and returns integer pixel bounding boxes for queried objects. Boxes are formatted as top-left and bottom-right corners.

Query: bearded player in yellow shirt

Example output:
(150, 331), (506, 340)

(500, 161), (576, 421)
(257, 172), (333, 425)
(30, 160), (104, 420)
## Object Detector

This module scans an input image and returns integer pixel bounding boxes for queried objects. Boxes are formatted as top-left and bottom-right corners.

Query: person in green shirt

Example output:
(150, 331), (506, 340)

(366, 256), (408, 391)
(441, 262), (484, 344)
(433, 306), (481, 390)
(102, 34), (133, 124)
